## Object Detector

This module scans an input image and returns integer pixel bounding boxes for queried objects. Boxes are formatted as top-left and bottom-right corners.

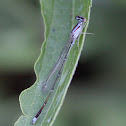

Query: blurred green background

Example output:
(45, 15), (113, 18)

(0, 0), (126, 126)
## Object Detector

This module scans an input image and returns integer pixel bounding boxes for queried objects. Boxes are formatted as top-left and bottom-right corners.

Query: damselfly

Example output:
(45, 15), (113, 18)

(31, 16), (86, 124)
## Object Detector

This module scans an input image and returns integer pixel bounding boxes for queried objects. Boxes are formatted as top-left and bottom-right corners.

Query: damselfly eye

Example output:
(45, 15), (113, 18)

(75, 16), (82, 20)
(75, 16), (86, 22)
(75, 16), (80, 20)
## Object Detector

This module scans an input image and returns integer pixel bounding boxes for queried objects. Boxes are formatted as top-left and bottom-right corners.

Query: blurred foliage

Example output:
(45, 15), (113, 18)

(0, 0), (43, 72)
(54, 88), (126, 126)
(0, 0), (126, 126)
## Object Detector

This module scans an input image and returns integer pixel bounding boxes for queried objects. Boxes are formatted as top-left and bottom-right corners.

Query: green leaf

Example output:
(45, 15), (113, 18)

(14, 0), (92, 126)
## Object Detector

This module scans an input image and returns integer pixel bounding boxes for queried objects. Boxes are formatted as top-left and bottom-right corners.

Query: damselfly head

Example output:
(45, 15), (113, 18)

(75, 16), (86, 22)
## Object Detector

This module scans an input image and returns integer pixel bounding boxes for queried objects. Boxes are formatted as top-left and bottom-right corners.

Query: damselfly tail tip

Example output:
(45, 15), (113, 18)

(31, 117), (37, 125)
